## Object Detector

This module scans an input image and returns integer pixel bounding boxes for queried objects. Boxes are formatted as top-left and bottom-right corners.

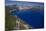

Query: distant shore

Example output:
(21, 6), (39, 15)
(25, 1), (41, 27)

(16, 6), (32, 10)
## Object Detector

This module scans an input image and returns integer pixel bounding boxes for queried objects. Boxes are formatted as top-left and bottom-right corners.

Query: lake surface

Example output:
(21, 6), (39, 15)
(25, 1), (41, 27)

(10, 9), (44, 29)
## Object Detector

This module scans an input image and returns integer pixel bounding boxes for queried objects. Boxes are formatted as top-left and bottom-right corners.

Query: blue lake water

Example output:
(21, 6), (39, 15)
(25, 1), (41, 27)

(10, 9), (44, 29)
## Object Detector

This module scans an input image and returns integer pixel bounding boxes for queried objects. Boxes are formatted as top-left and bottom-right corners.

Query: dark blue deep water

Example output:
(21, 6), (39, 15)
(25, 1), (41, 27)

(11, 9), (44, 29)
